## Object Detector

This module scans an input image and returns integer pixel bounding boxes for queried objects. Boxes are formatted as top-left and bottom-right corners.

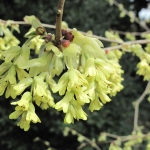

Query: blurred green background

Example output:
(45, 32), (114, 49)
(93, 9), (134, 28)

(0, 0), (150, 149)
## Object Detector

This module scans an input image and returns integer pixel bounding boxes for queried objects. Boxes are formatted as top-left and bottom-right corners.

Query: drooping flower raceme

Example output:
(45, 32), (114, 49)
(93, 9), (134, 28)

(0, 17), (124, 130)
(52, 28), (124, 123)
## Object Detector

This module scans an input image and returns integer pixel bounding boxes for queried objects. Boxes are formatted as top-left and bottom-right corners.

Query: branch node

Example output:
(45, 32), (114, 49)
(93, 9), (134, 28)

(56, 10), (61, 17)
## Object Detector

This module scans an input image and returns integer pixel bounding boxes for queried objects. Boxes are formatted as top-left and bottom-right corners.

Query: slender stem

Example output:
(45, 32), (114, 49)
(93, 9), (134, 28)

(2, 19), (150, 46)
(33, 136), (57, 150)
(105, 133), (123, 139)
(109, 29), (150, 36)
(0, 19), (123, 44)
(103, 39), (150, 51)
(133, 81), (150, 131)
(55, 0), (65, 47)
(0, 19), (56, 29)
(2, 19), (150, 53)
(67, 127), (102, 150)
(105, 132), (150, 143)
(91, 34), (123, 44)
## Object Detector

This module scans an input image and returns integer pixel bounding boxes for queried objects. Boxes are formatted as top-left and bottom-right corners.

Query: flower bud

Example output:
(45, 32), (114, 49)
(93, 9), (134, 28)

(61, 40), (70, 48)
(36, 27), (46, 35)
(105, 49), (109, 54)
(61, 30), (74, 42)
(65, 32), (74, 42)
(45, 33), (52, 43)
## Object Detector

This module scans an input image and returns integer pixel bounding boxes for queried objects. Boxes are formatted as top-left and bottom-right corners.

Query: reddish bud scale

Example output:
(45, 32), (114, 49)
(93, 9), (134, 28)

(61, 29), (74, 42)
(65, 32), (74, 42)
(45, 33), (52, 43)
(105, 49), (109, 54)
(61, 40), (70, 48)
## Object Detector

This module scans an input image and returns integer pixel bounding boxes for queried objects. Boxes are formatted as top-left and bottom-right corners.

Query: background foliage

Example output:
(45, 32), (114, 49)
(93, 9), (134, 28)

(0, 0), (150, 149)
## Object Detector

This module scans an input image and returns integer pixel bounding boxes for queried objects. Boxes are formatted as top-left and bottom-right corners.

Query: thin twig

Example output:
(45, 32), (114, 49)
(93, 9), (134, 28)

(133, 81), (150, 131)
(2, 18), (150, 50)
(0, 19), (124, 44)
(104, 133), (126, 139)
(67, 127), (102, 150)
(33, 137), (57, 150)
(103, 39), (150, 51)
(109, 29), (150, 36)
(0, 19), (56, 29)
(1, 19), (150, 49)
(105, 132), (150, 143)
(91, 34), (123, 44)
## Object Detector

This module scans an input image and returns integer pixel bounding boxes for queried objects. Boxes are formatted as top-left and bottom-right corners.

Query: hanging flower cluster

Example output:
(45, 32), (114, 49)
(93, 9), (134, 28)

(0, 16), (124, 131)
(130, 44), (150, 81)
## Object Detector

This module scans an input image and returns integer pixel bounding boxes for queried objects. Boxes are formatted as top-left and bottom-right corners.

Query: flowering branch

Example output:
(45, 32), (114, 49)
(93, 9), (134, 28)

(103, 39), (150, 51)
(2, 18), (150, 47)
(109, 29), (150, 36)
(133, 81), (150, 131)
(0, 19), (123, 44)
